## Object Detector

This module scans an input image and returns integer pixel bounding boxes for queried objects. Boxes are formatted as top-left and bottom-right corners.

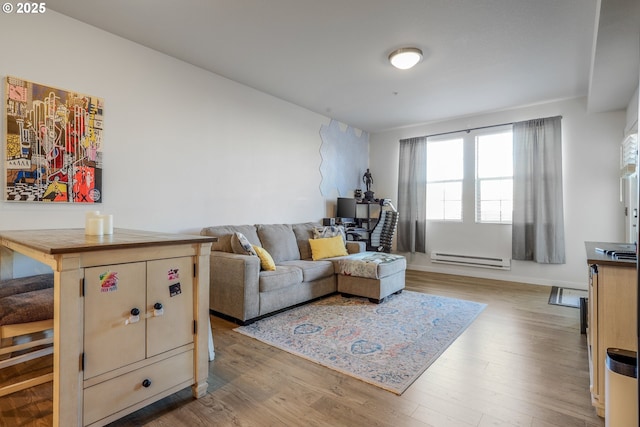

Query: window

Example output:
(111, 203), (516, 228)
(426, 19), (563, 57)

(424, 127), (513, 224)
(475, 131), (513, 223)
(426, 138), (463, 221)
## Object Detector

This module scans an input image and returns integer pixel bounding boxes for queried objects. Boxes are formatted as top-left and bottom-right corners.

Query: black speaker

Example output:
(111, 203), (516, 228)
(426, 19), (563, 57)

(323, 218), (335, 226)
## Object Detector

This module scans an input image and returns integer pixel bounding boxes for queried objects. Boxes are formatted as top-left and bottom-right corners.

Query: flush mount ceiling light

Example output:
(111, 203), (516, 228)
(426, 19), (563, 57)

(388, 47), (423, 70)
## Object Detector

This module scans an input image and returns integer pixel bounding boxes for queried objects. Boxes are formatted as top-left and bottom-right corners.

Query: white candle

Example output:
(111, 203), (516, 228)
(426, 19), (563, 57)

(100, 214), (114, 235)
(85, 210), (100, 221)
(85, 217), (104, 236)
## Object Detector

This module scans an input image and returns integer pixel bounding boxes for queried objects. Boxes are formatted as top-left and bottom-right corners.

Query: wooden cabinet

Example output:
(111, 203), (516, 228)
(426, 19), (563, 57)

(0, 229), (216, 427)
(586, 242), (637, 418)
(82, 257), (195, 426)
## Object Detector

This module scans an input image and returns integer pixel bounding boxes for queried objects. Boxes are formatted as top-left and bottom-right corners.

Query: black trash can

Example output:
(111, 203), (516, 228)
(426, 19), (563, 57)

(605, 348), (638, 427)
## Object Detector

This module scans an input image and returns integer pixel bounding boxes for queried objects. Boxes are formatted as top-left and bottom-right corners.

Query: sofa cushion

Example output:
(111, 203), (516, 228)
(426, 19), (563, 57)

(292, 222), (320, 260)
(309, 235), (348, 260)
(231, 232), (257, 256)
(258, 266), (303, 293)
(253, 245), (276, 271)
(201, 225), (261, 253)
(334, 252), (407, 279)
(256, 224), (300, 263)
(279, 260), (335, 282)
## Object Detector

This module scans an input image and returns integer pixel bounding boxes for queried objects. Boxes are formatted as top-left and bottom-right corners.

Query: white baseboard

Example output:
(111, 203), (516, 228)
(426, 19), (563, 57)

(406, 262), (586, 290)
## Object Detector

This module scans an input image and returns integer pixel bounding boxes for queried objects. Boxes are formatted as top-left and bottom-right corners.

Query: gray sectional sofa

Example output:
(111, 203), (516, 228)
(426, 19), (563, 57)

(201, 222), (367, 324)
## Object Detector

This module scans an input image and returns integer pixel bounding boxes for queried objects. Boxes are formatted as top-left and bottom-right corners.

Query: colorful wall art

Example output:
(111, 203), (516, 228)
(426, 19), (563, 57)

(4, 76), (104, 203)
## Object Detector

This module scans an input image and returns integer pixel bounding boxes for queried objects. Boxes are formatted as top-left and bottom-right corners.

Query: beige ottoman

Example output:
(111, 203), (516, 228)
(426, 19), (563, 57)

(334, 253), (406, 303)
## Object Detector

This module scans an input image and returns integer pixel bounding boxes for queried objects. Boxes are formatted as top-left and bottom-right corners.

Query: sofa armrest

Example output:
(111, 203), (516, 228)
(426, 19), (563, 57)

(346, 241), (367, 254)
(210, 251), (261, 322)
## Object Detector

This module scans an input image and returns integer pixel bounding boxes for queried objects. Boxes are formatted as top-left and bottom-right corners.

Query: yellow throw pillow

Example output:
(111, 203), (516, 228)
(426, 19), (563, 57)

(309, 235), (348, 260)
(252, 245), (276, 271)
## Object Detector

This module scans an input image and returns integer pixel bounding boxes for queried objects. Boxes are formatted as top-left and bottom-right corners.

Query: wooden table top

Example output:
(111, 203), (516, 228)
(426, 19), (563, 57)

(0, 228), (217, 255)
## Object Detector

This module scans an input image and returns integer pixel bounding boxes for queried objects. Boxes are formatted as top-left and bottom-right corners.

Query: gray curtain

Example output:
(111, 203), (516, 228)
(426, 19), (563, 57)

(512, 116), (565, 263)
(397, 137), (427, 253)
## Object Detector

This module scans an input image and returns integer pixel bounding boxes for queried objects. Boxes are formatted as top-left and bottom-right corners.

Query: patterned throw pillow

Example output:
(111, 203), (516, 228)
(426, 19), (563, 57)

(312, 225), (346, 243)
(231, 232), (257, 256)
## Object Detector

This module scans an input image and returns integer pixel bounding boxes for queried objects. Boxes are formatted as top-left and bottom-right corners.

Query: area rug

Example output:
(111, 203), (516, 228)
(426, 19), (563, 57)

(548, 286), (587, 308)
(234, 291), (486, 394)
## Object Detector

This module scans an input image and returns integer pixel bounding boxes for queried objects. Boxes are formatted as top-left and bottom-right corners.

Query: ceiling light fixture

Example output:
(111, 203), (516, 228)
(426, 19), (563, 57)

(388, 47), (423, 70)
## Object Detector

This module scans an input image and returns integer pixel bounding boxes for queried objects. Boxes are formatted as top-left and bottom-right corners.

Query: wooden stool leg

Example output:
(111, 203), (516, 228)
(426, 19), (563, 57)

(0, 373), (53, 397)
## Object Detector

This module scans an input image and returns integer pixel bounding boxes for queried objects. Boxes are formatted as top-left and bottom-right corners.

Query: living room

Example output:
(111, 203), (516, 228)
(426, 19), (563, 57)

(0, 1), (638, 426)
(0, 2), (636, 289)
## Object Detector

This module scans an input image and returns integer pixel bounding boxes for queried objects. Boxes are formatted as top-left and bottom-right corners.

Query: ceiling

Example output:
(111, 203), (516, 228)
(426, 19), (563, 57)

(46, 0), (639, 133)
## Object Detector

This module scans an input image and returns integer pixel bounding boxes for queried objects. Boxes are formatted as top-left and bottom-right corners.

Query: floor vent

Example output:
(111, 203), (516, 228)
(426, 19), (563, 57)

(430, 251), (511, 270)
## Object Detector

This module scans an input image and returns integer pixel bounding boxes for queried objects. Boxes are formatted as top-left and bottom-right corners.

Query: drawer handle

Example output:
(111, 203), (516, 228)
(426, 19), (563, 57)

(142, 379), (151, 388)
(154, 303), (163, 310)
(131, 308), (140, 316)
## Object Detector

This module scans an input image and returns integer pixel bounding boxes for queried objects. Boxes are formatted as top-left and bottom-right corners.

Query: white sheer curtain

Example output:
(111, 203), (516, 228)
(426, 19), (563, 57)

(397, 137), (427, 253)
(512, 116), (565, 264)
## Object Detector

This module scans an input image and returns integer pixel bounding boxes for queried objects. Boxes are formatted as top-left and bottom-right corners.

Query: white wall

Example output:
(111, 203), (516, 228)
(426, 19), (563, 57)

(626, 86), (639, 135)
(0, 11), (353, 276)
(370, 98), (626, 288)
(0, 11), (342, 234)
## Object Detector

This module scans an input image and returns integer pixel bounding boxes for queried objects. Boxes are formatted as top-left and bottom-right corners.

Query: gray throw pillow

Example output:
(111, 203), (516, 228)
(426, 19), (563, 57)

(231, 232), (257, 256)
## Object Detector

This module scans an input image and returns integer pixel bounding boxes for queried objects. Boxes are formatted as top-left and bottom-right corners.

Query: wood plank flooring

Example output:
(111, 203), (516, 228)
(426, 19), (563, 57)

(0, 270), (604, 426)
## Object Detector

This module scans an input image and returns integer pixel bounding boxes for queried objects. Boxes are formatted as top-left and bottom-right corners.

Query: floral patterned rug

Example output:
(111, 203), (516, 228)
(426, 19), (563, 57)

(235, 290), (486, 394)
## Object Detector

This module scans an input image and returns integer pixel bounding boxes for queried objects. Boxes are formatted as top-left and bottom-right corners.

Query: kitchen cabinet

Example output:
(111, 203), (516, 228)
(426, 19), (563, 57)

(585, 242), (637, 418)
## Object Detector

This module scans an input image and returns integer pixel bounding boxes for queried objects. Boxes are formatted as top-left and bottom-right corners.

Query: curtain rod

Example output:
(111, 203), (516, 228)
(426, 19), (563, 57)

(424, 115), (563, 139)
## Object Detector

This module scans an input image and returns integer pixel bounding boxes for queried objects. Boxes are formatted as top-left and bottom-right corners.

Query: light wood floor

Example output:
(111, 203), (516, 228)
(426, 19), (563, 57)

(0, 270), (604, 427)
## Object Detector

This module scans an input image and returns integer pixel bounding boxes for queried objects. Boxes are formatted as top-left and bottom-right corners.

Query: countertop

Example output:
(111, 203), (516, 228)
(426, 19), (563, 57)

(0, 228), (217, 255)
(585, 241), (637, 267)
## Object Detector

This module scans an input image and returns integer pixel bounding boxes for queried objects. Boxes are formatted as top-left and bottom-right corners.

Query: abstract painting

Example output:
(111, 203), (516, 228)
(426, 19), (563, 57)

(4, 76), (104, 203)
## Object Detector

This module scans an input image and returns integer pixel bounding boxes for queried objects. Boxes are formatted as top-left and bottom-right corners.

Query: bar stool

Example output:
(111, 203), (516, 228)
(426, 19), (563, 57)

(0, 274), (54, 397)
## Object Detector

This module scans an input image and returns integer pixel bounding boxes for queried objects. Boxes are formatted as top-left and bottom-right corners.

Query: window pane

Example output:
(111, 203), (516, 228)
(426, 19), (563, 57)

(427, 138), (463, 181)
(477, 132), (512, 178)
(427, 182), (462, 221)
(501, 201), (513, 222)
(444, 201), (462, 221)
(480, 179), (512, 200)
(476, 130), (513, 224)
(477, 180), (513, 223)
(426, 196), (444, 219)
(480, 201), (501, 222)
(444, 181), (462, 200)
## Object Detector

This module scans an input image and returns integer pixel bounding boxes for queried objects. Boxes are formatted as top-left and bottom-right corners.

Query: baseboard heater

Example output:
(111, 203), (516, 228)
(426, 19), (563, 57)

(430, 251), (511, 270)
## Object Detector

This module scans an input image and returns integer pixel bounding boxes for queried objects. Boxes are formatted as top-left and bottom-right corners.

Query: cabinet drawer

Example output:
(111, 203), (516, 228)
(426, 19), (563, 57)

(83, 350), (194, 426)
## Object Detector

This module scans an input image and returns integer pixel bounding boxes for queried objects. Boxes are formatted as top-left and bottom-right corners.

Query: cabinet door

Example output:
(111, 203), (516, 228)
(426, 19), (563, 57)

(598, 265), (637, 405)
(84, 262), (146, 379)
(146, 257), (194, 357)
